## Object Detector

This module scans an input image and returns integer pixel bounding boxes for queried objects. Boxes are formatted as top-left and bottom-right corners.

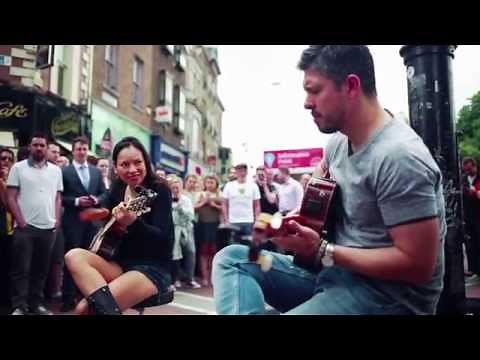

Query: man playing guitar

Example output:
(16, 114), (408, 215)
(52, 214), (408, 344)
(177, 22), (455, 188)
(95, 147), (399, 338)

(212, 45), (446, 315)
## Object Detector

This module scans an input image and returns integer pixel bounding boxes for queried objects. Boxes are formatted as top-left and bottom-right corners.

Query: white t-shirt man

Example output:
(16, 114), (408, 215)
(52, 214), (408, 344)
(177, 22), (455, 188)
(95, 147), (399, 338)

(277, 177), (304, 214)
(7, 158), (63, 229)
(222, 180), (261, 223)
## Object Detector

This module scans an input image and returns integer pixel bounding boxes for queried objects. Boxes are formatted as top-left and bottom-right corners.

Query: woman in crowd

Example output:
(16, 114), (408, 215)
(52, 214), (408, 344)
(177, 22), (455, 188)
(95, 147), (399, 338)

(96, 158), (112, 190)
(0, 147), (15, 307)
(196, 175), (223, 287)
(168, 175), (200, 289)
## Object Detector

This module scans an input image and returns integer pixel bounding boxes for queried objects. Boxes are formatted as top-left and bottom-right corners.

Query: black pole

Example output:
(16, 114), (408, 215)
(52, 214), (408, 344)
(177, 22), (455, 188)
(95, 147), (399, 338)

(400, 45), (466, 314)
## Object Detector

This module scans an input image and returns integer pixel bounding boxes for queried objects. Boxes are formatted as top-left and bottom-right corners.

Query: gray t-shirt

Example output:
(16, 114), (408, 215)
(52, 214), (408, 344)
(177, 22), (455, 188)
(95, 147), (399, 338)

(325, 118), (446, 315)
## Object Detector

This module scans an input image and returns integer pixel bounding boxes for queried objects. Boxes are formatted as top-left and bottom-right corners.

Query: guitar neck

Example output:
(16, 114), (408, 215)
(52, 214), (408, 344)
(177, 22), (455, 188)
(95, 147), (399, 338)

(102, 215), (117, 234)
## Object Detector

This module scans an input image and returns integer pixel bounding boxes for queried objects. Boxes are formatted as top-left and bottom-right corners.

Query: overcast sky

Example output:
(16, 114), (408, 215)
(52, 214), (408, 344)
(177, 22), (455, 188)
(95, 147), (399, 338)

(217, 45), (480, 169)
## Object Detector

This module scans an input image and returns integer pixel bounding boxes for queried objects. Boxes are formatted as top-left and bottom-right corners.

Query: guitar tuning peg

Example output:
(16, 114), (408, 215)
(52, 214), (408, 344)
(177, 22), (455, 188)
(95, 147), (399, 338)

(321, 230), (328, 238)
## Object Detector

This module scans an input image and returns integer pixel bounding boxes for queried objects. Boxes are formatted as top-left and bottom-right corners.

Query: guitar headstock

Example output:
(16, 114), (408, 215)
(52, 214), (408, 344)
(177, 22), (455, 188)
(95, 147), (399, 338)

(126, 187), (158, 216)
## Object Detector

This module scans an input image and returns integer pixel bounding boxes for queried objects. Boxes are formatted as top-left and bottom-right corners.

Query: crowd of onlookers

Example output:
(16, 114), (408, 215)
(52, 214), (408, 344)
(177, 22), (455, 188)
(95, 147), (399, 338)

(161, 163), (311, 291)
(0, 135), (112, 314)
(0, 134), (314, 314)
(2, 134), (480, 315)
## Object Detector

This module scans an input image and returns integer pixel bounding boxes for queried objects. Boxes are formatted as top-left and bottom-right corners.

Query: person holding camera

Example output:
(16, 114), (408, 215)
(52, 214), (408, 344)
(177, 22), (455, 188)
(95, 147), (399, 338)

(255, 166), (279, 215)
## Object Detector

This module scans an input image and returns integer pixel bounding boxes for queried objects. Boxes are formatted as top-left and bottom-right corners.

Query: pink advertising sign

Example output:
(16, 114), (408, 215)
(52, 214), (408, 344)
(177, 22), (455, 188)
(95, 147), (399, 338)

(264, 148), (323, 169)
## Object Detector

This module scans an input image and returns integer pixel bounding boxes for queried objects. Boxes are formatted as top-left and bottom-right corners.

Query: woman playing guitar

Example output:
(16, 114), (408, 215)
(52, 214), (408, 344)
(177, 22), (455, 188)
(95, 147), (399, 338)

(64, 137), (174, 315)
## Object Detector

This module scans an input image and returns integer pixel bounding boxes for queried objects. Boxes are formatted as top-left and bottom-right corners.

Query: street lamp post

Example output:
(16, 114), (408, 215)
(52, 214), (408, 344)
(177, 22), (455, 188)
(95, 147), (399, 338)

(400, 45), (466, 315)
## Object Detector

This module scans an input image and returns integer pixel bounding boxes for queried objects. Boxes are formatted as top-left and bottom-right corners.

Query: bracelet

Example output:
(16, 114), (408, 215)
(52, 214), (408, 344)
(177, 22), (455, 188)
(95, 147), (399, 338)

(313, 239), (328, 270)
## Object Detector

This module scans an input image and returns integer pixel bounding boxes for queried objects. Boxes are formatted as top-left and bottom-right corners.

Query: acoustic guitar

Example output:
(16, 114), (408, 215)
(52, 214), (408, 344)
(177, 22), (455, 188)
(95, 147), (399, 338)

(82, 186), (158, 261)
(252, 176), (338, 272)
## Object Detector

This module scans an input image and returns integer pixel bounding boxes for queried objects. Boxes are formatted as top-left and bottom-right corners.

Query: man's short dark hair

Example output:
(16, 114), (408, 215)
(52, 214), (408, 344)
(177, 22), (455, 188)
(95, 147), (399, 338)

(462, 157), (477, 167)
(29, 132), (48, 144)
(72, 136), (89, 151)
(298, 45), (377, 97)
(48, 141), (60, 149)
(256, 165), (265, 172)
(235, 163), (248, 171)
(279, 167), (290, 175)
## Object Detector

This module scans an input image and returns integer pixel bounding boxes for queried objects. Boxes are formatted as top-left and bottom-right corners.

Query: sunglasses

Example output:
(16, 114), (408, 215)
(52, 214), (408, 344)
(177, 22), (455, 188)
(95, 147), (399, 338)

(1, 156), (13, 162)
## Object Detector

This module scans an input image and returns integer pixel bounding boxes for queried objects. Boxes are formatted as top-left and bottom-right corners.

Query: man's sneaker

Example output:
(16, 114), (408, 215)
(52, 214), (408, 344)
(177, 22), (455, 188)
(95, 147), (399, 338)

(29, 305), (53, 315)
(174, 281), (182, 289)
(11, 306), (29, 315)
(186, 280), (201, 289)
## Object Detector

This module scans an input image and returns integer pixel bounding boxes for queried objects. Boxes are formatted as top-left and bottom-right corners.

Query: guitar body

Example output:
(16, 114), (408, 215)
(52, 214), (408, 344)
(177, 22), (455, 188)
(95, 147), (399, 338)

(89, 221), (127, 261)
(253, 176), (338, 272)
(86, 186), (158, 261)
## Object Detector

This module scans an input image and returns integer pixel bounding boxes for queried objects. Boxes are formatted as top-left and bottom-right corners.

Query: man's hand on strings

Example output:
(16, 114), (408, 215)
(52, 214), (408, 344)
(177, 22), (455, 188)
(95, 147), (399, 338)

(271, 220), (321, 257)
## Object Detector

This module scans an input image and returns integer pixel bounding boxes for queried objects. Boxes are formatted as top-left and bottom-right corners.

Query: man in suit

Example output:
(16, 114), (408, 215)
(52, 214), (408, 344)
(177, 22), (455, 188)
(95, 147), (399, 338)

(61, 136), (107, 312)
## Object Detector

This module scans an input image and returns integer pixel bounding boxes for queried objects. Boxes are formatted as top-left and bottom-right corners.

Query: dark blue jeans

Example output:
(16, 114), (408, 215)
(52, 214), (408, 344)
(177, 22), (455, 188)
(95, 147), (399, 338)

(230, 223), (253, 237)
(212, 244), (414, 315)
(10, 225), (56, 308)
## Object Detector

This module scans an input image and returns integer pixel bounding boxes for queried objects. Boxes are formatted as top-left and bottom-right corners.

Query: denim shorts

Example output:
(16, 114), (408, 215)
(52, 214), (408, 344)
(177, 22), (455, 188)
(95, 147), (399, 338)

(198, 221), (220, 244)
(118, 260), (172, 294)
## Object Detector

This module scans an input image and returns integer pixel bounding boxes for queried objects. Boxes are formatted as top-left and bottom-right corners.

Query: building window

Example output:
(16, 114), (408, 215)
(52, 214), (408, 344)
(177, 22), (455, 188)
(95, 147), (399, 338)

(157, 70), (174, 107)
(173, 85), (180, 127)
(191, 108), (201, 157)
(132, 56), (144, 108)
(57, 64), (66, 96)
(165, 74), (173, 106)
(158, 70), (166, 105)
(179, 89), (186, 118)
(174, 46), (186, 71)
(105, 45), (119, 91)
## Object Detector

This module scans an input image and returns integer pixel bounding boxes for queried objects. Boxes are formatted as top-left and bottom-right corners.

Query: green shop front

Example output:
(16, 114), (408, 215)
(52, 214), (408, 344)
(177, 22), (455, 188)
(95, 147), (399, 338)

(91, 100), (151, 158)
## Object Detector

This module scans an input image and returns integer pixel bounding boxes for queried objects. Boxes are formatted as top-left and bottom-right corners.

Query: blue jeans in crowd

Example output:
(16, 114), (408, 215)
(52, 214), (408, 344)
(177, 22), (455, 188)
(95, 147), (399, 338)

(212, 244), (414, 315)
(230, 223), (253, 237)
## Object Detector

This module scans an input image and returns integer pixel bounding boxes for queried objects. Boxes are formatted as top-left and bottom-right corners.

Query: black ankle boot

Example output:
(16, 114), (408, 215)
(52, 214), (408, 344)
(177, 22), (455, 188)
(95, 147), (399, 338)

(87, 286), (122, 315)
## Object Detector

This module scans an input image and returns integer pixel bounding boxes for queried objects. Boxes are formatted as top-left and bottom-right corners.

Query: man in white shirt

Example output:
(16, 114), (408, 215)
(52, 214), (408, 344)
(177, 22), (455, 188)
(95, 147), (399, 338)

(7, 133), (63, 315)
(276, 167), (304, 215)
(222, 164), (261, 236)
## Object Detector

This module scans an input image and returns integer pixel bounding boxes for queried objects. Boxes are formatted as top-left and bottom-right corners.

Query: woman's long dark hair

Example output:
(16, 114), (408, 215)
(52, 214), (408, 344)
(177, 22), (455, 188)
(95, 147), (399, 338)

(111, 136), (167, 190)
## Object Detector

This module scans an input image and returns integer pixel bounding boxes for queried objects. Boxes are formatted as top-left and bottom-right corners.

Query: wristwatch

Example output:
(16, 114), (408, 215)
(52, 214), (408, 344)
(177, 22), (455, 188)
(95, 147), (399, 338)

(321, 243), (335, 267)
